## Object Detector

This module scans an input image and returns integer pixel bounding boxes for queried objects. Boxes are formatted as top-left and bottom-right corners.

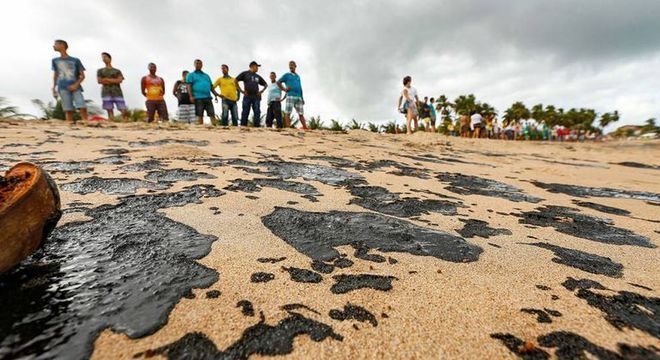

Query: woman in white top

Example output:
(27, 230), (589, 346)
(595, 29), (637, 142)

(397, 76), (419, 134)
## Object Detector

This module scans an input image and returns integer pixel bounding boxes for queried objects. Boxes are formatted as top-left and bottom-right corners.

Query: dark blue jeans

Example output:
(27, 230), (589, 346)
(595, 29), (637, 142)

(241, 97), (261, 127)
(222, 99), (238, 126)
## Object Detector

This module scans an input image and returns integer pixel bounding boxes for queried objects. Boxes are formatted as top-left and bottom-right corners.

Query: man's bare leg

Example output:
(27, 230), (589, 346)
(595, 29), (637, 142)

(197, 116), (203, 125)
(65, 111), (74, 123)
(284, 113), (291, 128)
(106, 109), (114, 121)
(79, 108), (88, 121)
(299, 114), (308, 130)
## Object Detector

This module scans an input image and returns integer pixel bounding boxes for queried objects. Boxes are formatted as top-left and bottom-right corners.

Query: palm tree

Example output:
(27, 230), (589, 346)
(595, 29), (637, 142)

(367, 122), (380, 133)
(503, 101), (530, 125)
(641, 118), (658, 134)
(0, 97), (20, 118)
(599, 110), (620, 129)
(382, 121), (398, 134)
(452, 94), (477, 116)
(531, 104), (545, 121)
(435, 95), (454, 134)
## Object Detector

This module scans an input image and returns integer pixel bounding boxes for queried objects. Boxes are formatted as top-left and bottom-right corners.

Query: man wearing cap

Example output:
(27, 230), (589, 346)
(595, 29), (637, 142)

(235, 61), (267, 127)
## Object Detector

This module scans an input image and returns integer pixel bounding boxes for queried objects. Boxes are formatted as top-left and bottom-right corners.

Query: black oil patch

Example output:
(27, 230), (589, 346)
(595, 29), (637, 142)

(311, 260), (335, 274)
(281, 303), (321, 315)
(60, 176), (170, 195)
(225, 178), (322, 201)
(567, 282), (660, 338)
(489, 333), (550, 359)
(99, 148), (130, 155)
(491, 331), (658, 360)
(572, 200), (631, 216)
(257, 257), (287, 264)
(536, 285), (552, 291)
(531, 181), (660, 202)
(120, 159), (167, 172)
(629, 283), (654, 291)
(347, 185), (460, 218)
(333, 258), (354, 269)
(206, 290), (221, 299)
(561, 277), (608, 291)
(128, 139), (210, 147)
(614, 161), (660, 170)
(262, 207), (483, 264)
(241, 160), (365, 186)
(456, 219), (512, 239)
(329, 303), (378, 327)
(134, 313), (343, 360)
(237, 300), (255, 317)
(96, 155), (130, 165)
(251, 272), (275, 283)
(330, 274), (397, 294)
(282, 267), (323, 283)
(437, 172), (543, 203)
(525, 242), (624, 278)
(515, 206), (654, 248)
(352, 242), (386, 263)
(538, 331), (659, 359)
(520, 308), (562, 324)
(40, 160), (97, 174)
(145, 169), (217, 183)
(0, 185), (223, 359)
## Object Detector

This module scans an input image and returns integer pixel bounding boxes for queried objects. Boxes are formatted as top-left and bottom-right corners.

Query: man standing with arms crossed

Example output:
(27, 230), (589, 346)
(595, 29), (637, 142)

(212, 64), (240, 126)
(52, 39), (88, 123)
(97, 52), (128, 121)
(187, 59), (219, 125)
(278, 61), (307, 130)
(235, 61), (267, 127)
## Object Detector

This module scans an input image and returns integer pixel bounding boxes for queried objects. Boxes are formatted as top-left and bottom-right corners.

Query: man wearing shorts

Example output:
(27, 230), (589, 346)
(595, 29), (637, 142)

(278, 61), (308, 129)
(173, 70), (195, 123)
(471, 112), (483, 138)
(97, 52), (128, 121)
(236, 61), (267, 127)
(51, 39), (88, 123)
(212, 64), (240, 126)
(266, 72), (286, 128)
(187, 59), (219, 125)
(141, 63), (168, 123)
(420, 97), (433, 132)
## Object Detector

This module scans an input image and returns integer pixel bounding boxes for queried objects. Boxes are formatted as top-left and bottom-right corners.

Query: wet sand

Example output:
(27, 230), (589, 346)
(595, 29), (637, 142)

(0, 120), (658, 359)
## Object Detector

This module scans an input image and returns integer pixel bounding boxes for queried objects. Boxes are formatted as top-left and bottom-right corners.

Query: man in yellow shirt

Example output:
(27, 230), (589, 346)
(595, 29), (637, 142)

(213, 64), (240, 126)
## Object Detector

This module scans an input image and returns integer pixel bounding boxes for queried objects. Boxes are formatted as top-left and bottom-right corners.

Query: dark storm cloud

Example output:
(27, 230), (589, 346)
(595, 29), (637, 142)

(1, 0), (658, 126)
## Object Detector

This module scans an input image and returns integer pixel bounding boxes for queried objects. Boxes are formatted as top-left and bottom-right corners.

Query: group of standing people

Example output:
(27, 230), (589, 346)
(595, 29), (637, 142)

(397, 76), (437, 135)
(51, 39), (307, 128)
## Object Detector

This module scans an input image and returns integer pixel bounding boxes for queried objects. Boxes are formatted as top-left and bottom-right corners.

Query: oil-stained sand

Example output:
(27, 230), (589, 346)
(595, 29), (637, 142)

(0, 121), (657, 360)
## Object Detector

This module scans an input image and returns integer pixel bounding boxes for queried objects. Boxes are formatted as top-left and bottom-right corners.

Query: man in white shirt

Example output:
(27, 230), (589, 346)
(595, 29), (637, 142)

(470, 112), (483, 138)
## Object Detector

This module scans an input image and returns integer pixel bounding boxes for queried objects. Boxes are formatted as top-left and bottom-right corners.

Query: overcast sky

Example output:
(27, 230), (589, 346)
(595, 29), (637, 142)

(2, 0), (659, 129)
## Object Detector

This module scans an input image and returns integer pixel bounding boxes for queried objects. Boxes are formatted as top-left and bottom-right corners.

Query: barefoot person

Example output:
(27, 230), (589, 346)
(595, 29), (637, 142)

(97, 52), (128, 121)
(236, 61), (267, 127)
(51, 39), (88, 123)
(173, 70), (195, 124)
(278, 61), (307, 129)
(212, 64), (239, 126)
(187, 59), (219, 125)
(397, 76), (418, 134)
(266, 72), (286, 128)
(420, 97), (434, 133)
(471, 112), (483, 138)
(141, 63), (168, 123)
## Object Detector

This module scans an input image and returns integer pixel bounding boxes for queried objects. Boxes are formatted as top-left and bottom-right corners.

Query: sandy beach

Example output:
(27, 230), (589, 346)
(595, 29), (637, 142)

(0, 120), (658, 359)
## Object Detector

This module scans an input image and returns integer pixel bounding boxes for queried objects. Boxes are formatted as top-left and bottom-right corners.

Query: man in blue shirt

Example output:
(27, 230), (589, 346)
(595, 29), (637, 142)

(265, 72), (286, 128)
(277, 61), (307, 130)
(186, 59), (219, 125)
(51, 39), (88, 123)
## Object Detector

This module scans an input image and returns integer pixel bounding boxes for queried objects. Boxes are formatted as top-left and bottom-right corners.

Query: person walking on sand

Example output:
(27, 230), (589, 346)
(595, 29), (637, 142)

(278, 61), (308, 129)
(52, 39), (88, 123)
(141, 63), (168, 123)
(471, 112), (483, 138)
(266, 72), (286, 128)
(173, 70), (195, 124)
(236, 61), (267, 127)
(429, 97), (437, 133)
(97, 52), (128, 122)
(397, 76), (419, 134)
(187, 59), (219, 125)
(420, 97), (433, 132)
(212, 64), (240, 126)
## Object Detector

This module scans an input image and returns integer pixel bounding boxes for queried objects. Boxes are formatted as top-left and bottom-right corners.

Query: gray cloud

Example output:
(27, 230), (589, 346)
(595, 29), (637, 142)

(1, 0), (658, 128)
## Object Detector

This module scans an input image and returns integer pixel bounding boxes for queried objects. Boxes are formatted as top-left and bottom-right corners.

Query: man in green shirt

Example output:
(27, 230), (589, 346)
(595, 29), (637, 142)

(97, 52), (128, 121)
